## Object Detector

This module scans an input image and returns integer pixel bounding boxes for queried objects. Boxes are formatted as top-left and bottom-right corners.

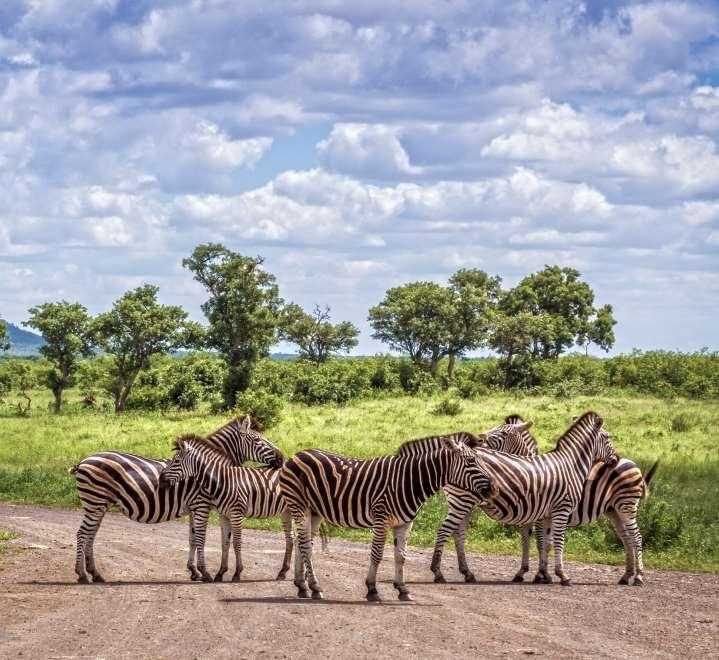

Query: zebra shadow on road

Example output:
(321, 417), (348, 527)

(220, 596), (442, 607)
(20, 578), (280, 587)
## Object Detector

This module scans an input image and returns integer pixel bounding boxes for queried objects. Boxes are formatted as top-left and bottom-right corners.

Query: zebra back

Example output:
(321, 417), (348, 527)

(200, 415), (285, 468)
(396, 430), (481, 456)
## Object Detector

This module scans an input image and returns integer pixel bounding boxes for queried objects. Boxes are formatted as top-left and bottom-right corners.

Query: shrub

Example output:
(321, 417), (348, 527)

(638, 498), (685, 550)
(431, 397), (463, 416)
(234, 389), (283, 429)
(670, 413), (694, 433)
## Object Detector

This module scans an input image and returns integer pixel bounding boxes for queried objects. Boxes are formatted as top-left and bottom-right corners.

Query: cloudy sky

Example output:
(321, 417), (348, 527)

(1, 0), (718, 354)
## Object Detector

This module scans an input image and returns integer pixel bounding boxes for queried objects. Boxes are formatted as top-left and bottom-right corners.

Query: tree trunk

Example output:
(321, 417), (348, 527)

(429, 353), (440, 377)
(447, 353), (456, 379)
(53, 388), (63, 414)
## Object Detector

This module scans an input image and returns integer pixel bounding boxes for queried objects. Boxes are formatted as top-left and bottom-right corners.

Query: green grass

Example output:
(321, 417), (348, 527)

(1, 388), (717, 572)
(0, 531), (19, 555)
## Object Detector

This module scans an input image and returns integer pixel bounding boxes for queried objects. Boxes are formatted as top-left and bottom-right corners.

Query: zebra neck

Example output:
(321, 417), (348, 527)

(554, 440), (596, 478)
(396, 451), (447, 513)
(190, 457), (226, 498)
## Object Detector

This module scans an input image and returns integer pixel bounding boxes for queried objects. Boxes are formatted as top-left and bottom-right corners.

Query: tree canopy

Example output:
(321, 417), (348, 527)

(183, 243), (283, 408)
(92, 285), (203, 412)
(24, 301), (94, 412)
(0, 319), (9, 352)
(281, 304), (359, 363)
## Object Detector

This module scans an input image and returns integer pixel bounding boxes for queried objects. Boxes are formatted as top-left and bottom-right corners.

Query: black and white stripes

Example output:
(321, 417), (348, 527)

(278, 437), (495, 601)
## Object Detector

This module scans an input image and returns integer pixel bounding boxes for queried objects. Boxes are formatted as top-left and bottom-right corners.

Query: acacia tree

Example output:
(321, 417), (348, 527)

(368, 281), (455, 375)
(0, 319), (10, 352)
(280, 304), (359, 363)
(579, 304), (617, 355)
(445, 269), (502, 378)
(183, 244), (283, 408)
(92, 285), (203, 413)
(24, 301), (94, 413)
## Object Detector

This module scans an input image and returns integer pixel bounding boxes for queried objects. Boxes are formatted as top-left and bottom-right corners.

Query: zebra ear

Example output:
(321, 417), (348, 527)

(593, 414), (604, 430)
(441, 436), (463, 454)
(516, 420), (533, 432)
(466, 433), (483, 449)
(239, 415), (252, 432)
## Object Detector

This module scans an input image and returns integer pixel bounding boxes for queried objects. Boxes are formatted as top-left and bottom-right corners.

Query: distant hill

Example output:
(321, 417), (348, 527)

(3, 323), (44, 357)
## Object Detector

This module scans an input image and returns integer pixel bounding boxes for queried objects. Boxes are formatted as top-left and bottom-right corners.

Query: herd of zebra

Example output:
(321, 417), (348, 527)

(70, 412), (658, 601)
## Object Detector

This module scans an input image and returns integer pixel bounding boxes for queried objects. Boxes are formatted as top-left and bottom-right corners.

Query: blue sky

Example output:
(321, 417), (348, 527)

(1, 0), (718, 355)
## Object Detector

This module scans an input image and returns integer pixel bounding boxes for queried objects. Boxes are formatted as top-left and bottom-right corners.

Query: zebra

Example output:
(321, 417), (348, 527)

(159, 435), (293, 582)
(70, 415), (284, 584)
(278, 436), (496, 602)
(406, 411), (618, 585)
(478, 414), (659, 586)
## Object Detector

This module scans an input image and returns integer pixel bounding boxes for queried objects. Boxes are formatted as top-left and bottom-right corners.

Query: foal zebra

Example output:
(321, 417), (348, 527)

(279, 437), (495, 602)
(480, 414), (659, 586)
(70, 415), (283, 583)
(159, 435), (293, 581)
(412, 412), (618, 585)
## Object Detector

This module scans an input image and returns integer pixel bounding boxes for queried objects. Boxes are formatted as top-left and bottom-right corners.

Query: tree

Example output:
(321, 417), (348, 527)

(92, 285), (203, 413)
(368, 281), (455, 375)
(0, 319), (10, 352)
(580, 304), (617, 355)
(183, 244), (283, 409)
(280, 304), (359, 363)
(23, 301), (94, 413)
(445, 269), (502, 378)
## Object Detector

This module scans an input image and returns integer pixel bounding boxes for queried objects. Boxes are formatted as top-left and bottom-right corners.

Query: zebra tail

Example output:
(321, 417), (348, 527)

(642, 460), (660, 498)
(318, 522), (330, 552)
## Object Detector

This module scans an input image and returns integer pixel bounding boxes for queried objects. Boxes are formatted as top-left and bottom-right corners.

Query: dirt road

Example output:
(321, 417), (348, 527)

(0, 503), (716, 658)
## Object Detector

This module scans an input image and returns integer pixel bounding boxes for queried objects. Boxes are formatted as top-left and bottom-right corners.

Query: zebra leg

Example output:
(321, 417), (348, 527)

(392, 521), (414, 601)
(512, 524), (533, 582)
(550, 512), (572, 586)
(533, 519), (553, 584)
(454, 512), (477, 583)
(430, 496), (472, 583)
(365, 518), (389, 602)
(229, 511), (245, 582)
(186, 511), (201, 581)
(605, 510), (634, 585)
(616, 508), (645, 586)
(276, 509), (293, 581)
(188, 506), (213, 583)
(75, 506), (106, 583)
(214, 515), (232, 582)
(292, 510), (322, 599)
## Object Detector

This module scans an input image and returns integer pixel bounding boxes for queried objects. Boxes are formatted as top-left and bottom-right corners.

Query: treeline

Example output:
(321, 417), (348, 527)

(1, 242), (626, 417)
(1, 351), (716, 422)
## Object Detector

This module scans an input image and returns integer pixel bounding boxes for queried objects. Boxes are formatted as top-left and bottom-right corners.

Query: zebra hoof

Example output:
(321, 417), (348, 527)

(633, 577), (644, 587)
(366, 590), (381, 603)
(201, 574), (213, 583)
(77, 575), (90, 584)
(297, 589), (311, 599)
(213, 573), (225, 582)
(560, 578), (572, 586)
(275, 571), (287, 581)
(398, 592), (413, 602)
(433, 575), (446, 584)
(512, 574), (525, 583)
(231, 574), (241, 583)
(92, 574), (105, 583)
(311, 590), (324, 600)
(190, 574), (200, 582)
(464, 573), (477, 584)
(618, 576), (630, 585)
(534, 573), (552, 584)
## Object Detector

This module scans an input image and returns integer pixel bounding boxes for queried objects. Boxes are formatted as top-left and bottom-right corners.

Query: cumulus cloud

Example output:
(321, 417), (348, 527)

(0, 0), (717, 353)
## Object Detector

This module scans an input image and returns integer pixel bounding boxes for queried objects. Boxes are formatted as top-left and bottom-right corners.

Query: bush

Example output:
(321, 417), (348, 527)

(234, 389), (283, 429)
(670, 413), (694, 433)
(638, 498), (685, 550)
(431, 397), (463, 416)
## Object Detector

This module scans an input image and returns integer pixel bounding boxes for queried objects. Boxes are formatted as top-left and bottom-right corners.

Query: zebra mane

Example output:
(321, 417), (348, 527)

(209, 415), (264, 438)
(396, 431), (479, 456)
(172, 433), (234, 462)
(554, 411), (603, 451)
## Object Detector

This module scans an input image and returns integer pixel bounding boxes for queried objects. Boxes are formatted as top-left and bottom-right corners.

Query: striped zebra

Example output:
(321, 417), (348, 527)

(406, 412), (618, 585)
(159, 435), (293, 582)
(480, 414), (659, 586)
(70, 415), (284, 584)
(278, 437), (496, 602)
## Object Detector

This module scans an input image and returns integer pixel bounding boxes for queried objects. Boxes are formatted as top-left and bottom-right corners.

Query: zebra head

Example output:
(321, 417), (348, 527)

(476, 419), (537, 457)
(587, 414), (619, 468)
(442, 437), (496, 503)
(159, 437), (197, 487)
(208, 415), (285, 468)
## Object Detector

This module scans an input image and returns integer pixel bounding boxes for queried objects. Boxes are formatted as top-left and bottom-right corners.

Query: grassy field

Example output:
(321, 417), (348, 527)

(0, 389), (717, 572)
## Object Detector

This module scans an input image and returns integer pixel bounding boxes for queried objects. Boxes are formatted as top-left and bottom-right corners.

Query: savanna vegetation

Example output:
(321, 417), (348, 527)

(1, 242), (717, 574)
(0, 384), (716, 573)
